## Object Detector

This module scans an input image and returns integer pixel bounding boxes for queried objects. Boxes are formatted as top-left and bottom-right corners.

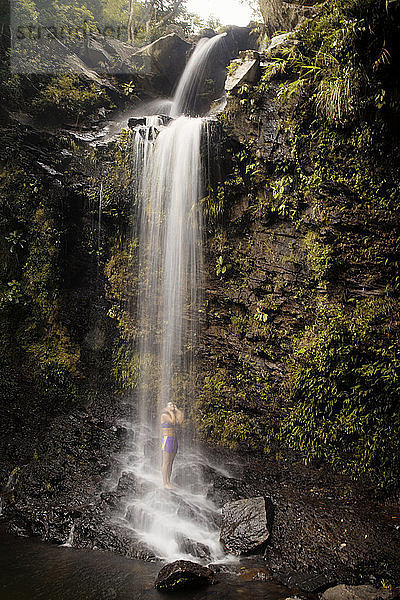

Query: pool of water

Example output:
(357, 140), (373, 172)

(0, 533), (289, 600)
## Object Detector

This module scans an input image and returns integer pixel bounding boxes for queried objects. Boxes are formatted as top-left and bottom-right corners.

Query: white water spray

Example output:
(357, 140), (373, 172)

(170, 33), (226, 118)
(115, 34), (229, 563)
(61, 524), (75, 548)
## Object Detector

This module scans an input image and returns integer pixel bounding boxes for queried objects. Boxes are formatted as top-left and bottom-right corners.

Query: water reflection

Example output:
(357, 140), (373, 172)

(0, 534), (289, 600)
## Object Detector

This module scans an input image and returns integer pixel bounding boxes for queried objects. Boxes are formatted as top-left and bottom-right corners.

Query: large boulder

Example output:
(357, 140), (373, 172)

(322, 585), (396, 600)
(220, 496), (272, 555)
(154, 560), (214, 592)
(77, 35), (146, 76)
(225, 51), (261, 92)
(132, 33), (192, 95)
(224, 26), (260, 54)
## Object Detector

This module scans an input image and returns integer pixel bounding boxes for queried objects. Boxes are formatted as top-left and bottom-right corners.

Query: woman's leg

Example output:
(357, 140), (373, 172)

(162, 451), (176, 488)
(162, 451), (170, 486)
(167, 452), (176, 484)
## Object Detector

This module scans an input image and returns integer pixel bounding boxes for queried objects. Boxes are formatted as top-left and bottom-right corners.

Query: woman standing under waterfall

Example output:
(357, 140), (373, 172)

(160, 402), (184, 489)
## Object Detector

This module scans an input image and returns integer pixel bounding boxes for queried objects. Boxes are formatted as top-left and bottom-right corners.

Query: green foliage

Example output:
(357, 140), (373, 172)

(13, 0), (39, 22)
(33, 75), (110, 124)
(270, 174), (300, 220)
(230, 313), (248, 337)
(11, 0), (219, 48)
(215, 254), (231, 278)
(254, 305), (268, 323)
(304, 230), (336, 286)
(197, 368), (266, 450)
(282, 298), (400, 488)
(273, 11), (363, 123)
(0, 280), (24, 308)
(258, 0), (400, 126)
(112, 344), (139, 390)
(122, 80), (137, 97)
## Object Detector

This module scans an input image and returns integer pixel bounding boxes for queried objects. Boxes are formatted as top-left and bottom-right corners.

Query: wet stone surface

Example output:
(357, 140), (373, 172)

(220, 496), (272, 555)
(154, 560), (215, 592)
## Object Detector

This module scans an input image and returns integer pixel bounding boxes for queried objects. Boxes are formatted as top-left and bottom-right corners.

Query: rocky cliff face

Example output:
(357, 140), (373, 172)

(197, 1), (400, 492)
(257, 0), (319, 35)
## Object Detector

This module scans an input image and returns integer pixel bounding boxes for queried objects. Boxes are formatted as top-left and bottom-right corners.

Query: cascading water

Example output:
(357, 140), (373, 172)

(170, 33), (227, 118)
(114, 34), (229, 563)
(137, 115), (203, 418)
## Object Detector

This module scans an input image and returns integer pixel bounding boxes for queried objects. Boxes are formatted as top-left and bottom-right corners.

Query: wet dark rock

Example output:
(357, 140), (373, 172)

(132, 33), (192, 95)
(127, 114), (172, 129)
(200, 463), (243, 506)
(223, 78), (292, 161)
(73, 516), (155, 560)
(178, 537), (210, 560)
(114, 471), (137, 497)
(101, 472), (137, 509)
(0, 383), (137, 555)
(128, 117), (147, 128)
(220, 496), (272, 555)
(154, 560), (215, 592)
(237, 558), (273, 582)
(201, 449), (400, 586)
(282, 571), (337, 594)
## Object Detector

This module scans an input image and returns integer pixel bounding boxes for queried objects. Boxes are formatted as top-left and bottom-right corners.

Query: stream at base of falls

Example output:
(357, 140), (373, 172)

(0, 533), (289, 600)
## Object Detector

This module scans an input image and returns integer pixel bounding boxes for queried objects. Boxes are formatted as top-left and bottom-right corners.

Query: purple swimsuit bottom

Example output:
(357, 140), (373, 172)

(161, 423), (178, 454)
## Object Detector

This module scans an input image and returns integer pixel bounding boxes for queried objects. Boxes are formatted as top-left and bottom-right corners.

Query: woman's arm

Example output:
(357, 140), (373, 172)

(160, 412), (172, 424)
(175, 407), (184, 425)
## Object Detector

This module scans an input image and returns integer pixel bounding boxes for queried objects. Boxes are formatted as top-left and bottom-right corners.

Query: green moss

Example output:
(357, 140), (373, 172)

(196, 360), (280, 451)
(104, 236), (140, 391)
(197, 370), (262, 450)
(230, 313), (248, 338)
(303, 230), (335, 286)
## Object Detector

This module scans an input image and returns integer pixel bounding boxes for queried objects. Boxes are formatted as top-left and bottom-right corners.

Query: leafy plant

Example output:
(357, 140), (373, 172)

(216, 255), (230, 277)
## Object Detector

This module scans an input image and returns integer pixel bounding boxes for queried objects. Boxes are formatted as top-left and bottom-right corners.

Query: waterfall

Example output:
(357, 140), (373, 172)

(137, 115), (203, 415)
(170, 33), (227, 118)
(61, 524), (75, 548)
(115, 34), (228, 563)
